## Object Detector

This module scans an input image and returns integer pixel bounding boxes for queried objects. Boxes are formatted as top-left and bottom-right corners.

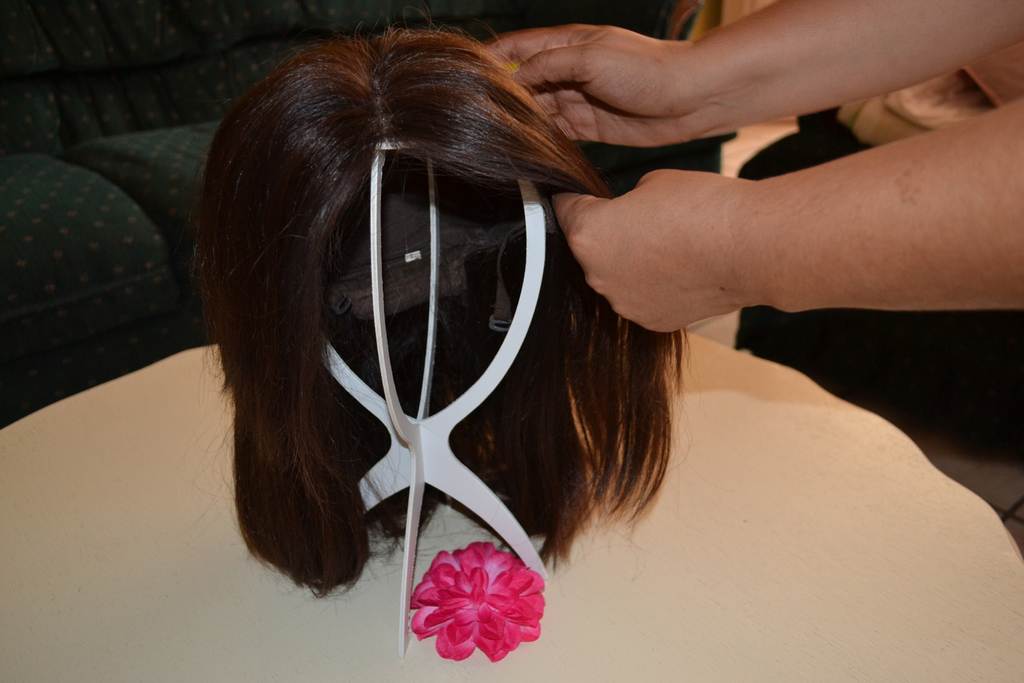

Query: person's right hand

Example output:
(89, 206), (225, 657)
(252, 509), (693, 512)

(490, 25), (702, 147)
(553, 168), (768, 332)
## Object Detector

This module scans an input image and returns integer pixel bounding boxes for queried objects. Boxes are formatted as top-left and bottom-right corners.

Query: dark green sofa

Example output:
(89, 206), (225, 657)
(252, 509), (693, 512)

(0, 0), (726, 427)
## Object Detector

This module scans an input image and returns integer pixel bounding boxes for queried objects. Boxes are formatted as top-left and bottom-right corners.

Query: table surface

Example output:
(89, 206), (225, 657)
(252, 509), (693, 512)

(2, 336), (1022, 682)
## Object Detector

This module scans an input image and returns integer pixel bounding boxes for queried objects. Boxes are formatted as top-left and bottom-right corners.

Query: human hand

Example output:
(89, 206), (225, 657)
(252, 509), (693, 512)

(490, 25), (702, 147)
(556, 169), (766, 332)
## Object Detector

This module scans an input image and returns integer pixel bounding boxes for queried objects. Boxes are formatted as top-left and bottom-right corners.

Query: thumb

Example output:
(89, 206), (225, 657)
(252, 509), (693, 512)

(552, 191), (603, 240)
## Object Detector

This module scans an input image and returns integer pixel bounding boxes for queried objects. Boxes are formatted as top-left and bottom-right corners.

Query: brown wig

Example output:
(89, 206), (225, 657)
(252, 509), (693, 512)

(193, 29), (684, 596)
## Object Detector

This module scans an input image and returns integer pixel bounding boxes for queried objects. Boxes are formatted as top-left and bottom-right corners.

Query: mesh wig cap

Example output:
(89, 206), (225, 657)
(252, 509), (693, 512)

(193, 29), (684, 596)
(327, 160), (556, 328)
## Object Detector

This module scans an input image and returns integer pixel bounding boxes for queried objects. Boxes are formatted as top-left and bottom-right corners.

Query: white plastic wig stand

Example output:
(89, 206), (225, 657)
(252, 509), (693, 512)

(323, 143), (548, 657)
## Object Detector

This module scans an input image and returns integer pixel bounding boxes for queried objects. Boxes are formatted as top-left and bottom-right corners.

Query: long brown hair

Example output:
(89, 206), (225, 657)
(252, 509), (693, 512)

(194, 29), (684, 596)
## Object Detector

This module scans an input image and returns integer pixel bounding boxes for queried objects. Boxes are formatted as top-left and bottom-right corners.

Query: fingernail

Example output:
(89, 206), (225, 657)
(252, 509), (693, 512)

(505, 61), (521, 73)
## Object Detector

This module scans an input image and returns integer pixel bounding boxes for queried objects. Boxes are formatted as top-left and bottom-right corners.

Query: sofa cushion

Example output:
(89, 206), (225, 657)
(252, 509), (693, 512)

(0, 294), (205, 427)
(0, 80), (62, 156)
(60, 121), (217, 280)
(2, 0), (192, 76)
(0, 154), (179, 363)
(48, 38), (292, 147)
(0, 2), (61, 76)
(0, 38), (291, 154)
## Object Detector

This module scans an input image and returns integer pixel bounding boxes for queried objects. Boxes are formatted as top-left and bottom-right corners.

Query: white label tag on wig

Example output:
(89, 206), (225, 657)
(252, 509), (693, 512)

(404, 250), (422, 263)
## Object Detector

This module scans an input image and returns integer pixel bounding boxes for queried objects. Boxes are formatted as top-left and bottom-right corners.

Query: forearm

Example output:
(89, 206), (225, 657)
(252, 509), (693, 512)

(680, 0), (1024, 137)
(740, 98), (1024, 313)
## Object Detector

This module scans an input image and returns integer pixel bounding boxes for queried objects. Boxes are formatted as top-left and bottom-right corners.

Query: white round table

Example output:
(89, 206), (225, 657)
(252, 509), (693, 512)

(2, 336), (1022, 681)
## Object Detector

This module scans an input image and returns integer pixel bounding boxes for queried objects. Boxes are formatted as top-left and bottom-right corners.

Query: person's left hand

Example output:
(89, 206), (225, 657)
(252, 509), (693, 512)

(556, 169), (767, 332)
(489, 24), (701, 147)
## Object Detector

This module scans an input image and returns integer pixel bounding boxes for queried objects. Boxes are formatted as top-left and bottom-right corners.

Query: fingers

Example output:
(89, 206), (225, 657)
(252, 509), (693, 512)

(553, 173), (752, 332)
(552, 192), (604, 242)
(492, 25), (695, 146)
(488, 24), (600, 65)
(553, 192), (618, 294)
(554, 180), (683, 331)
(515, 44), (602, 89)
(488, 28), (562, 64)
(554, 191), (670, 329)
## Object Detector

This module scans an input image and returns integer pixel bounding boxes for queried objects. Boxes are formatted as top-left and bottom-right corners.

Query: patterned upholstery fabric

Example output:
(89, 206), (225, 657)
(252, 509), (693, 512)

(0, 154), (178, 363)
(0, 81), (62, 156)
(0, 38), (292, 155)
(1, 1), (522, 79)
(0, 1), (60, 76)
(62, 121), (218, 279)
(0, 294), (204, 419)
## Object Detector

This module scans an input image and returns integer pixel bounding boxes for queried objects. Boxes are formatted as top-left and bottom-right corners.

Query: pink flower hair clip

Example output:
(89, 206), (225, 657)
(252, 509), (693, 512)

(410, 542), (545, 662)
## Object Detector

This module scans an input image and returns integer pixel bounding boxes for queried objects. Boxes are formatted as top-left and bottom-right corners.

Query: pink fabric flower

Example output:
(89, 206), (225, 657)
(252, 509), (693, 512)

(410, 541), (545, 662)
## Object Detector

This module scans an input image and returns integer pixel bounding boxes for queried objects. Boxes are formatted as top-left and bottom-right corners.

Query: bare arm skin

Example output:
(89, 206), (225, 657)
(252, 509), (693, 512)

(492, 0), (1024, 330)
(675, 0), (1024, 138)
